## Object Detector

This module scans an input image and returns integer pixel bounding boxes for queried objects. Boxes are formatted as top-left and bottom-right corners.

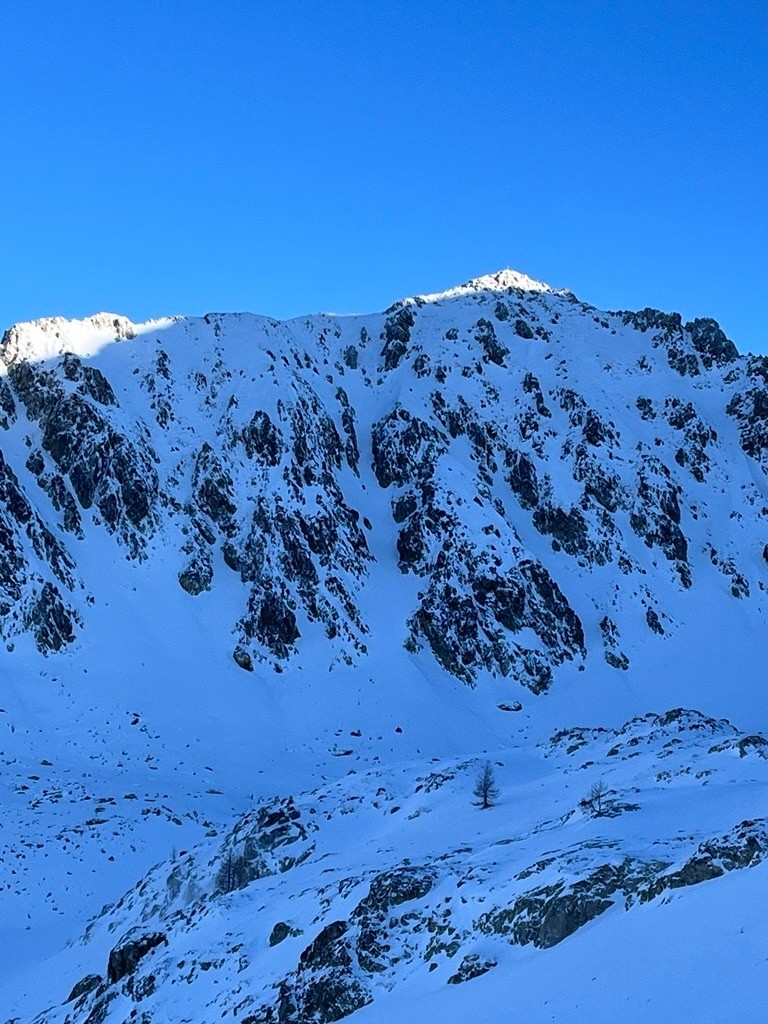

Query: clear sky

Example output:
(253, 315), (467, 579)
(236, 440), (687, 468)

(1, 1), (767, 351)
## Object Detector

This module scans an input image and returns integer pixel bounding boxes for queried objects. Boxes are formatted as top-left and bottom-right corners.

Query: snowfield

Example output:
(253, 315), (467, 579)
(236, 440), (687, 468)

(1, 271), (767, 1021)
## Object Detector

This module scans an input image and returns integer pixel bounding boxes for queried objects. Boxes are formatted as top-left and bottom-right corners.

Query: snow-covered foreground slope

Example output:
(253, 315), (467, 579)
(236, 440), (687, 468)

(2, 270), (768, 1021)
(10, 710), (768, 1023)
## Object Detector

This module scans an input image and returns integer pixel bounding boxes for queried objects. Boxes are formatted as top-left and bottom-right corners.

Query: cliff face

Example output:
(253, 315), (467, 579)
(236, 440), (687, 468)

(0, 270), (765, 690)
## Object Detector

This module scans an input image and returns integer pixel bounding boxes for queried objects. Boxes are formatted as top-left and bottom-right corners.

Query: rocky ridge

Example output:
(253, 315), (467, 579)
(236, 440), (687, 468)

(0, 272), (766, 692)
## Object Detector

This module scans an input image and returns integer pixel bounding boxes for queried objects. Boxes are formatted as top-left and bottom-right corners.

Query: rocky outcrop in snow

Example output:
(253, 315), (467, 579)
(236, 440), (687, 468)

(0, 272), (764, 684)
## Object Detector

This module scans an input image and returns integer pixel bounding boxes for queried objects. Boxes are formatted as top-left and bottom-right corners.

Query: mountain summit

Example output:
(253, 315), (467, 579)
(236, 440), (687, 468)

(415, 267), (556, 302)
(2, 273), (767, 1023)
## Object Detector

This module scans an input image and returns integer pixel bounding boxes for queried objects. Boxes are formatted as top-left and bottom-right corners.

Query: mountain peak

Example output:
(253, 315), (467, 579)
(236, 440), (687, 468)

(0, 312), (169, 366)
(463, 268), (554, 293)
(412, 268), (556, 306)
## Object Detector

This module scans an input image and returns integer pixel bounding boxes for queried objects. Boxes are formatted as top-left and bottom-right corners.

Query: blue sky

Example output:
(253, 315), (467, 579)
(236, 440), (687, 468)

(1, 1), (766, 350)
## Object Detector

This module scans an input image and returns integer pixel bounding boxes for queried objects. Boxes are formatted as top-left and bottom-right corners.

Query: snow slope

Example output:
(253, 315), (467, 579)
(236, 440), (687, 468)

(1, 271), (767, 1021)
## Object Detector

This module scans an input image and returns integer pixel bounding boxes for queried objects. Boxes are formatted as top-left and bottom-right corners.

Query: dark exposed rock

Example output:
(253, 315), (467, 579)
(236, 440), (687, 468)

(36, 470), (84, 537)
(252, 797), (308, 853)
(574, 450), (625, 514)
(409, 584), (488, 683)
(412, 352), (431, 377)
(664, 398), (715, 482)
(6, 357), (158, 554)
(726, 362), (768, 460)
(474, 574), (526, 632)
(599, 615), (629, 670)
(706, 545), (749, 598)
(533, 503), (590, 558)
(520, 560), (584, 652)
(583, 409), (613, 447)
(214, 800), (315, 894)
(447, 954), (497, 985)
(178, 550), (213, 595)
(335, 388), (360, 473)
(80, 988), (118, 1024)
(605, 650), (629, 670)
(522, 372), (550, 417)
(212, 796), (315, 897)
(0, 377), (16, 429)
(380, 306), (415, 371)
(229, 470), (369, 666)
(474, 318), (508, 366)
(478, 858), (660, 949)
(299, 920), (350, 971)
(342, 345), (359, 370)
(408, 544), (584, 689)
(396, 514), (428, 572)
(557, 387), (585, 415)
(638, 820), (768, 903)
(193, 443), (236, 529)
(636, 396), (656, 420)
(353, 866), (435, 918)
(0, 451), (80, 643)
(66, 974), (104, 1004)
(223, 540), (247, 575)
(0, 520), (29, 615)
(26, 449), (45, 477)
(685, 318), (738, 368)
(630, 457), (688, 567)
(233, 646), (254, 671)
(334, 866), (437, 979)
(107, 931), (167, 985)
(505, 450), (540, 509)
(6, 359), (56, 419)
(278, 382), (345, 489)
(269, 922), (302, 947)
(21, 372), (159, 545)
(243, 411), (283, 466)
(24, 581), (78, 653)
(709, 734), (768, 758)
(371, 406), (447, 488)
(619, 308), (701, 376)
(277, 919), (372, 1024)
(392, 491), (418, 524)
(279, 967), (370, 1024)
(620, 308), (683, 336)
(655, 707), (722, 731)
(240, 584), (300, 659)
(0, 283), (758, 696)
(298, 511), (340, 559)
(59, 356), (121, 407)
(646, 607), (665, 635)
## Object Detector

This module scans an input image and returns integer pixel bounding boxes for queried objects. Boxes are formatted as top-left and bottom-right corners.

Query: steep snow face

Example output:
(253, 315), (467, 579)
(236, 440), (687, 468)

(3, 272), (768, 1023)
(0, 271), (765, 689)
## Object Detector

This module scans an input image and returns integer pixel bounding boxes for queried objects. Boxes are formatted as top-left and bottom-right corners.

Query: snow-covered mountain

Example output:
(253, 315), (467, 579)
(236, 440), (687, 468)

(2, 271), (768, 1023)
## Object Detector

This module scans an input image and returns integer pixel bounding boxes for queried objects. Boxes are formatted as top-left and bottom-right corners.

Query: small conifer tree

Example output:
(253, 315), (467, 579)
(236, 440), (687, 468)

(215, 848), (250, 894)
(473, 761), (500, 809)
(583, 778), (608, 816)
